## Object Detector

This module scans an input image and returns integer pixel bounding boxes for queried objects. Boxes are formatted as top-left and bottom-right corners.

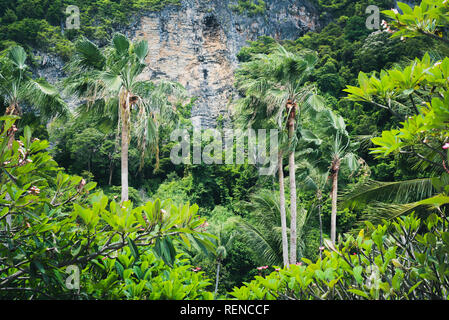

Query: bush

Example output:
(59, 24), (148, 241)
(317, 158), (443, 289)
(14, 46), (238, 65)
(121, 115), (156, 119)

(230, 213), (449, 300)
(0, 117), (215, 299)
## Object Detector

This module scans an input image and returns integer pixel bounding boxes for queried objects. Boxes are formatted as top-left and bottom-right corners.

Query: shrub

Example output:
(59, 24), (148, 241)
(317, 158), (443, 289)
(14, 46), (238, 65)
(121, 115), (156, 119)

(230, 213), (449, 300)
(0, 117), (215, 299)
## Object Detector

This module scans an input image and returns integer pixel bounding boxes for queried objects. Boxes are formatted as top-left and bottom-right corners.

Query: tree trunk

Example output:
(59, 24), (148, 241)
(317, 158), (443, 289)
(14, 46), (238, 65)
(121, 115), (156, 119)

(4, 103), (19, 229)
(4, 102), (20, 149)
(121, 92), (130, 202)
(278, 150), (289, 268)
(330, 159), (341, 245)
(288, 118), (297, 265)
(108, 160), (114, 186)
(214, 261), (221, 297)
(317, 190), (323, 260)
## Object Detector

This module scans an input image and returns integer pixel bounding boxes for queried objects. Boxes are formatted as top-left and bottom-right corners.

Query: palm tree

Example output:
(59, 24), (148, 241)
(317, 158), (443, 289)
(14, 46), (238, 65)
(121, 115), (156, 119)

(297, 161), (330, 258)
(234, 67), (290, 268)
(0, 46), (67, 229)
(64, 34), (186, 202)
(235, 44), (321, 265)
(315, 109), (359, 244)
(0, 46), (68, 145)
(231, 95), (289, 267)
(296, 108), (360, 245)
(213, 227), (235, 297)
(328, 132), (359, 244)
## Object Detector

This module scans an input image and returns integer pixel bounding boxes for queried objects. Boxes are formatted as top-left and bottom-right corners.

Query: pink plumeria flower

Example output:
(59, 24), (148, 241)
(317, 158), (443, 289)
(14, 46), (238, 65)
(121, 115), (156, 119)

(442, 143), (449, 150)
(296, 262), (303, 266)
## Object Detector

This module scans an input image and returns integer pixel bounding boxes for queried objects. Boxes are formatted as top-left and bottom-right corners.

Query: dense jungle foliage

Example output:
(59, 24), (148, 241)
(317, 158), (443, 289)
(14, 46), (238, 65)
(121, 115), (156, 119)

(0, 0), (448, 300)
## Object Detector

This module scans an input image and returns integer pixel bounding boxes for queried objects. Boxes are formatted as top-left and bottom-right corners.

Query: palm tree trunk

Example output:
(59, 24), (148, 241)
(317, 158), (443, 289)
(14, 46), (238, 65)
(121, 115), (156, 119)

(331, 160), (341, 245)
(108, 160), (114, 186)
(214, 261), (221, 297)
(278, 150), (289, 268)
(317, 190), (323, 259)
(120, 92), (130, 202)
(288, 119), (297, 265)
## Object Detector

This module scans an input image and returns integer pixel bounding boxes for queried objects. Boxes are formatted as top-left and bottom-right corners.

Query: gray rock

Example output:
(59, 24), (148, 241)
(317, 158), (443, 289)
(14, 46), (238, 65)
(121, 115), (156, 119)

(127, 0), (320, 129)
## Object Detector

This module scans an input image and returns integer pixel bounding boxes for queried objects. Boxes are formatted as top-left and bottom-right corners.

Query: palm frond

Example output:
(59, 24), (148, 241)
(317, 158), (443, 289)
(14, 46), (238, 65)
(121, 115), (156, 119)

(70, 38), (106, 71)
(340, 178), (436, 210)
(355, 198), (443, 227)
(237, 218), (283, 266)
(22, 79), (69, 121)
(8, 46), (27, 70)
(112, 33), (131, 57)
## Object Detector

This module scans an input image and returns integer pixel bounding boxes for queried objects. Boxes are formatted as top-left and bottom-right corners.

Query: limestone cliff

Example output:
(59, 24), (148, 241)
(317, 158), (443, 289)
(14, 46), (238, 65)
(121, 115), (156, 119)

(37, 0), (320, 128)
(127, 0), (320, 128)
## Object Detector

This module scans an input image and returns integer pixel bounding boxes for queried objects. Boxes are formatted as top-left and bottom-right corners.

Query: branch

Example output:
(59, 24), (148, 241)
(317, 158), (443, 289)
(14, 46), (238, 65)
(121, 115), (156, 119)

(418, 30), (449, 46)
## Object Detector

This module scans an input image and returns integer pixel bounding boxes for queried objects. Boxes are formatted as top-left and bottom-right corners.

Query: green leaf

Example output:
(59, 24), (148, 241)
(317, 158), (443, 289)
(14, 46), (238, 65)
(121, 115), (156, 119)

(127, 237), (140, 261)
(353, 266), (364, 284)
(115, 260), (125, 279)
(348, 288), (370, 299)
(408, 281), (422, 295)
(71, 240), (82, 257)
(113, 33), (130, 56)
(9, 46), (27, 69)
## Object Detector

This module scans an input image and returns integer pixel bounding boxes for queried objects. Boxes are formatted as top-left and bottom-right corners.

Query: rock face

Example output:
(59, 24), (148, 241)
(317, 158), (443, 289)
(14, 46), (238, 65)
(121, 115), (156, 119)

(36, 0), (320, 128)
(125, 0), (320, 128)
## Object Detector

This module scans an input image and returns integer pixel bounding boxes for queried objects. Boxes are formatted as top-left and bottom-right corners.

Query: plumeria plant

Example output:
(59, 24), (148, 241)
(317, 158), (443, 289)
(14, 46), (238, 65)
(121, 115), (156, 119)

(0, 117), (216, 299)
(229, 213), (449, 300)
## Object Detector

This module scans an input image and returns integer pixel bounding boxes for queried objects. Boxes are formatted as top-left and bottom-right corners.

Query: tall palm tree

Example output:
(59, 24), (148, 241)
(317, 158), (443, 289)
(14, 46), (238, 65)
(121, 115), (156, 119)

(234, 68), (290, 268)
(0, 46), (68, 145)
(64, 34), (186, 202)
(315, 109), (359, 244)
(328, 133), (359, 244)
(235, 44), (321, 264)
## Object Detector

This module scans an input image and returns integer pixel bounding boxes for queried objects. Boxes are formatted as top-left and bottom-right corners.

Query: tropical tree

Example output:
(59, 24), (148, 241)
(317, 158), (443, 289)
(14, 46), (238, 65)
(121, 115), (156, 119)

(297, 108), (359, 244)
(381, 0), (449, 46)
(235, 44), (323, 265)
(0, 117), (216, 299)
(342, 3), (449, 224)
(234, 61), (290, 268)
(0, 46), (68, 144)
(64, 33), (186, 202)
(327, 132), (359, 244)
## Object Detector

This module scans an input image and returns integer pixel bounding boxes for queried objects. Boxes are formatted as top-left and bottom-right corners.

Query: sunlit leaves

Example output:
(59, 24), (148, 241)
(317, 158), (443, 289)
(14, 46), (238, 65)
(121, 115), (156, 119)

(382, 1), (449, 42)
(231, 213), (449, 300)
(0, 118), (215, 299)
